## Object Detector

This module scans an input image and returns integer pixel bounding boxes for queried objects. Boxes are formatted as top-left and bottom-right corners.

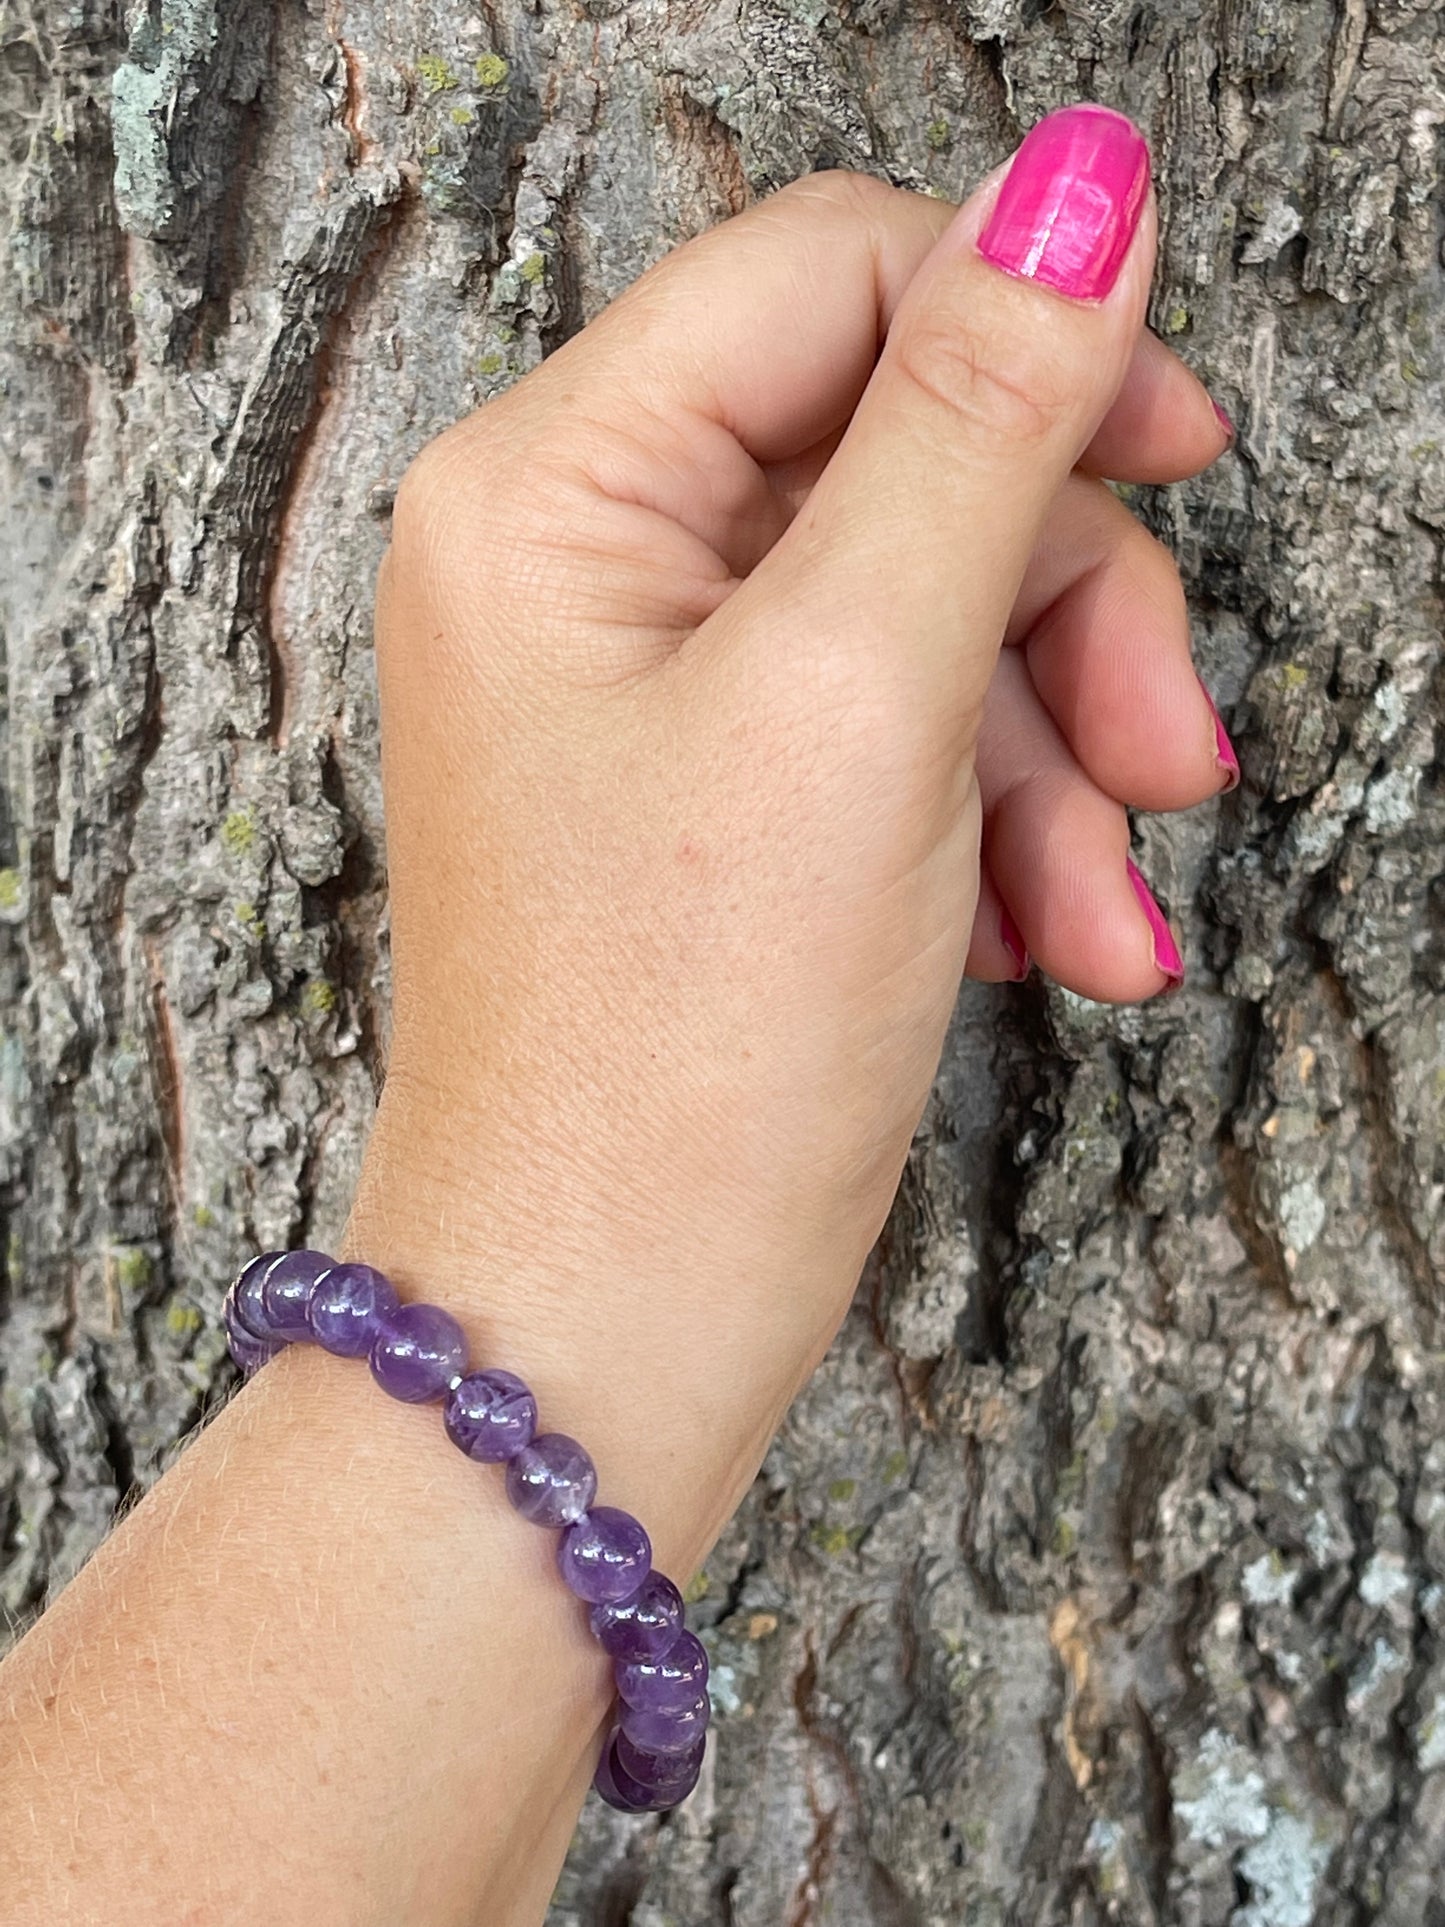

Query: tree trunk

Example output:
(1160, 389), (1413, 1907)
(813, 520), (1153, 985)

(4, 2), (1445, 1921)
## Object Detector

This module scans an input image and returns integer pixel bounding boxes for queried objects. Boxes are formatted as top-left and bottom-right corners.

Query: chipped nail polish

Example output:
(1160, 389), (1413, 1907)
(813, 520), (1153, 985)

(1198, 680), (1240, 791)
(977, 104), (1151, 302)
(1126, 858), (1184, 986)
(1000, 910), (1030, 982)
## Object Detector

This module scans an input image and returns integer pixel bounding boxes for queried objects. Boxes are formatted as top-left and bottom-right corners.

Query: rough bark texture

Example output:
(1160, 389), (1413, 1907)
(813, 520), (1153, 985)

(4, 2), (1445, 1921)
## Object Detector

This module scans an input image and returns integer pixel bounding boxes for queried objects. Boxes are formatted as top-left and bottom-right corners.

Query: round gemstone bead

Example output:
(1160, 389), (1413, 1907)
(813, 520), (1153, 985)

(307, 1262), (399, 1357)
(505, 1433), (597, 1527)
(444, 1369), (538, 1463)
(557, 1506), (651, 1604)
(593, 1732), (659, 1813)
(594, 1729), (702, 1813)
(369, 1301), (468, 1403)
(618, 1688), (710, 1757)
(230, 1327), (282, 1376)
(259, 1248), (334, 1341)
(223, 1289), (282, 1375)
(615, 1629), (709, 1716)
(232, 1252), (287, 1340)
(614, 1728), (705, 1797)
(589, 1571), (685, 1663)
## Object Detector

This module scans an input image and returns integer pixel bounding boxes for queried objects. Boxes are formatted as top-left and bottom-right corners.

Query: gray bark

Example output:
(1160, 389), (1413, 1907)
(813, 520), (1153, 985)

(3, 2), (1445, 1922)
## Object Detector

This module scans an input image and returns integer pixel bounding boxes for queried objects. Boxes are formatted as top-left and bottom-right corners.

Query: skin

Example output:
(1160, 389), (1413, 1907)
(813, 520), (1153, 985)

(0, 140), (1235, 1926)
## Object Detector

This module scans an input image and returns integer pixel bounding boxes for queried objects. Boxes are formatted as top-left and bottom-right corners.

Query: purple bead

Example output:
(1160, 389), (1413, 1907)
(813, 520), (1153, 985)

(589, 1571), (685, 1663)
(444, 1369), (538, 1463)
(260, 1248), (334, 1341)
(232, 1252), (287, 1340)
(616, 1629), (709, 1716)
(615, 1727), (706, 1796)
(223, 1290), (282, 1376)
(369, 1301), (468, 1403)
(593, 1732), (659, 1813)
(505, 1433), (597, 1527)
(594, 1730), (702, 1813)
(307, 1262), (399, 1357)
(558, 1506), (652, 1604)
(618, 1688), (711, 1757)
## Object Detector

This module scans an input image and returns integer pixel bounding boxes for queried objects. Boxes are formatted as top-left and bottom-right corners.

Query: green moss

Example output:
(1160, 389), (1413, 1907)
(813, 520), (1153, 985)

(1056, 1450), (1087, 1507)
(233, 901), (266, 940)
(474, 52), (509, 88)
(884, 1448), (910, 1482)
(1052, 1517), (1077, 1556)
(683, 1570), (710, 1604)
(449, 104), (475, 126)
(1282, 662), (1309, 690)
(113, 1246), (151, 1293)
(300, 978), (337, 1019)
(519, 250), (546, 285)
(417, 54), (459, 93)
(924, 117), (951, 151)
(166, 1302), (202, 1337)
(192, 1204), (215, 1228)
(828, 1477), (857, 1503)
(1164, 304), (1190, 335)
(477, 351), (506, 376)
(0, 868), (20, 913)
(220, 806), (258, 859)
(811, 1522), (863, 1556)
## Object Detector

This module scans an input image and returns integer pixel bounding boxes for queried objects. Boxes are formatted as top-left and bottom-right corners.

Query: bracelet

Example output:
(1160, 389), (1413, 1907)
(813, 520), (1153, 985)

(222, 1248), (709, 1814)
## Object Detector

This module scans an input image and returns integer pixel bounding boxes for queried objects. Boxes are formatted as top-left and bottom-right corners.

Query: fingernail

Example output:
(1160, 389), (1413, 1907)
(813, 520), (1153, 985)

(1199, 679), (1240, 791)
(978, 104), (1151, 302)
(1126, 858), (1184, 986)
(1211, 398), (1236, 443)
(1000, 909), (1030, 982)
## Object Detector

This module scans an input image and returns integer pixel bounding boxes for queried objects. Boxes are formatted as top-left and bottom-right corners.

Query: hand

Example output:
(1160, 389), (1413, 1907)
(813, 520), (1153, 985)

(350, 105), (1232, 1575)
(0, 108), (1241, 1927)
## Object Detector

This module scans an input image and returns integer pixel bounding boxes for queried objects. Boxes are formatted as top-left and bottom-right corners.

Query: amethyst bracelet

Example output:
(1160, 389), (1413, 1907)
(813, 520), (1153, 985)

(223, 1248), (708, 1814)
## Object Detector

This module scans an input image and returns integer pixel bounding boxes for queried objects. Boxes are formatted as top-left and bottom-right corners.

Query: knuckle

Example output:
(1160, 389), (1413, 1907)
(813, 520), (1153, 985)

(765, 167), (899, 232)
(389, 426), (464, 553)
(389, 412), (536, 567)
(381, 417), (541, 670)
(889, 300), (1079, 450)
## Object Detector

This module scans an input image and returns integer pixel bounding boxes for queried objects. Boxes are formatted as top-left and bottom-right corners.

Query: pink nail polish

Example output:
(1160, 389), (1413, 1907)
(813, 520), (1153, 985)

(1199, 680), (1240, 791)
(977, 104), (1151, 302)
(1000, 909), (1030, 982)
(1211, 398), (1236, 443)
(1126, 858), (1184, 986)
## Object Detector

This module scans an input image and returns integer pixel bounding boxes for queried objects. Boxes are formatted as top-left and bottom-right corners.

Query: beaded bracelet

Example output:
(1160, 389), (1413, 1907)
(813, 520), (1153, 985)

(222, 1248), (709, 1814)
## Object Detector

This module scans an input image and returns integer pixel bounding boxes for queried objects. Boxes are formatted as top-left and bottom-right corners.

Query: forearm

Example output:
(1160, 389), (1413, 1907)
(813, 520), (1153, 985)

(0, 1092), (867, 1927)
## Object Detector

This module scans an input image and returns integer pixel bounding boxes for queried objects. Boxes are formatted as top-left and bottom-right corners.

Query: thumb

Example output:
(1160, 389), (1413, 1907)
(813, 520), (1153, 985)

(725, 105), (1156, 737)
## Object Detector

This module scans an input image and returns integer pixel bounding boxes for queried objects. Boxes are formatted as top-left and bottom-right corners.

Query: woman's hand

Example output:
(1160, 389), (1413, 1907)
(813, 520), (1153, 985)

(1, 108), (1239, 1927)
(351, 107), (1231, 1569)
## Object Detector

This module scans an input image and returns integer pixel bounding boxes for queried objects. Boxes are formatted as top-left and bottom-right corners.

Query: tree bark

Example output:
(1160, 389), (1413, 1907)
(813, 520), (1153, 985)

(4, 2), (1445, 1921)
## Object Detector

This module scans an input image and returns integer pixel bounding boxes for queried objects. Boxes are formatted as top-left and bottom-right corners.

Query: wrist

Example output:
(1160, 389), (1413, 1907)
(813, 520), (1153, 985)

(340, 1077), (867, 1580)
